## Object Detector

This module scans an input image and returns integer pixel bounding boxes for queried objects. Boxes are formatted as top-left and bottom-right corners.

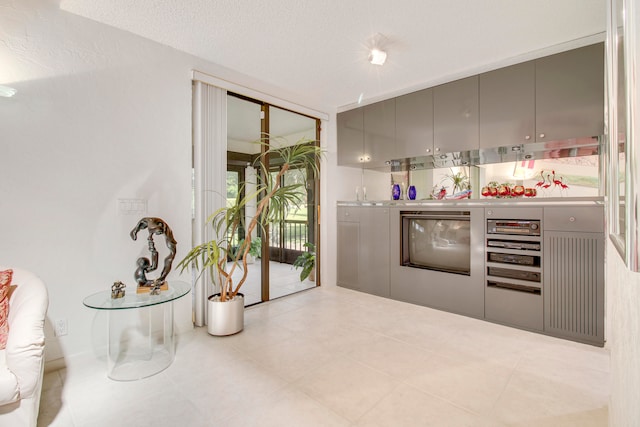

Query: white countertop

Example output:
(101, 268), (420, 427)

(337, 196), (604, 208)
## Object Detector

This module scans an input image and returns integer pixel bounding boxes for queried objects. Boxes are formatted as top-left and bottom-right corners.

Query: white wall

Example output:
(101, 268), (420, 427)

(607, 241), (640, 425)
(608, 1), (640, 424)
(0, 0), (331, 363)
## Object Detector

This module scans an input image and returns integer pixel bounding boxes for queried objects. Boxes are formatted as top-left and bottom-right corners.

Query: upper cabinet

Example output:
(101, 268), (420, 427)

(337, 107), (364, 166)
(395, 88), (434, 158)
(434, 76), (479, 153)
(337, 42), (604, 167)
(535, 43), (605, 142)
(337, 99), (395, 168)
(479, 61), (536, 149)
(363, 99), (396, 168)
(479, 43), (604, 148)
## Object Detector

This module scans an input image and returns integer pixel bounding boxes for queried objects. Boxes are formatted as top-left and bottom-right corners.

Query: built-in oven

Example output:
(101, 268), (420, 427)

(484, 209), (544, 331)
(401, 210), (471, 275)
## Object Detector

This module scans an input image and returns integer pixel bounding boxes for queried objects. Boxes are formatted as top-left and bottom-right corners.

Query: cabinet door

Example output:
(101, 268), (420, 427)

(337, 108), (364, 166)
(363, 99), (396, 168)
(359, 208), (390, 297)
(337, 220), (360, 290)
(535, 42), (605, 141)
(395, 88), (434, 158)
(434, 76), (479, 153)
(543, 231), (604, 346)
(479, 61), (535, 149)
(544, 206), (604, 232)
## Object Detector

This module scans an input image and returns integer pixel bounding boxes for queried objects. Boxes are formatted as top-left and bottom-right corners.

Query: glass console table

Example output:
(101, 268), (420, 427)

(83, 281), (191, 381)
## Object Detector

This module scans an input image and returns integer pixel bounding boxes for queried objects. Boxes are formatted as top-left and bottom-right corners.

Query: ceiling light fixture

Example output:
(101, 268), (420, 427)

(368, 33), (388, 66)
(369, 48), (387, 65)
(0, 85), (17, 98)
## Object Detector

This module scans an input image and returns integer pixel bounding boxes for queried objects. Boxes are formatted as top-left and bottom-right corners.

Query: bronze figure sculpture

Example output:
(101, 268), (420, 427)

(130, 217), (177, 290)
(111, 281), (126, 299)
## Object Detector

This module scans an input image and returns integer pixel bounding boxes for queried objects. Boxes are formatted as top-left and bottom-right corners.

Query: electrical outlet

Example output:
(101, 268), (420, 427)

(55, 318), (68, 337)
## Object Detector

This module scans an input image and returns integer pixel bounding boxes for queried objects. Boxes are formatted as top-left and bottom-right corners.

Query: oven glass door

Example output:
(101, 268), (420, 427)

(402, 213), (471, 275)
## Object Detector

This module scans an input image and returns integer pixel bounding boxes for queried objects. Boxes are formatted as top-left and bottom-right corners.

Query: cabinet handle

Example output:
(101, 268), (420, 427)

(539, 133), (546, 139)
(426, 148), (431, 153)
(435, 147), (441, 152)
(525, 135), (531, 140)
(569, 216), (576, 222)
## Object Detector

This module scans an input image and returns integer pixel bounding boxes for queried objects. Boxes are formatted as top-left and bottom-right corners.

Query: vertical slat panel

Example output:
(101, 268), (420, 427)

(192, 82), (227, 326)
(546, 234), (599, 338)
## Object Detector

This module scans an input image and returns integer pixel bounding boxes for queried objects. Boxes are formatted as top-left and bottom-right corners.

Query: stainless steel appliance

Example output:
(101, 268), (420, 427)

(486, 219), (542, 294)
(487, 219), (540, 236)
(484, 209), (544, 331)
(401, 210), (471, 275)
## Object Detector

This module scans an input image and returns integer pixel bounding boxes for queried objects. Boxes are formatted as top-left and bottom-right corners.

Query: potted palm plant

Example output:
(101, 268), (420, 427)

(293, 242), (316, 281)
(178, 137), (321, 336)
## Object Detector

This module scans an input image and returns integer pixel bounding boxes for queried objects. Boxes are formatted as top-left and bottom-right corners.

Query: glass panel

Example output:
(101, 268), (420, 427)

(408, 156), (600, 200)
(226, 171), (238, 207)
(226, 94), (262, 305)
(478, 155), (600, 198)
(606, 0), (627, 260)
(615, 0), (627, 247)
(267, 105), (318, 299)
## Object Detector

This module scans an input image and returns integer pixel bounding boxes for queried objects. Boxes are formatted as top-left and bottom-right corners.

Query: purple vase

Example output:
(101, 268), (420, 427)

(408, 185), (417, 200)
(392, 184), (401, 200)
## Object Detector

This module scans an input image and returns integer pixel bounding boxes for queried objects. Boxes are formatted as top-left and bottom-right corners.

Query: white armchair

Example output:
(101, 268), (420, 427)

(0, 268), (48, 427)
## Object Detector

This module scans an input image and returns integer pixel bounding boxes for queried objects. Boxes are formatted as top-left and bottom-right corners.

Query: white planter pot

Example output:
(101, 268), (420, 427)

(207, 293), (244, 336)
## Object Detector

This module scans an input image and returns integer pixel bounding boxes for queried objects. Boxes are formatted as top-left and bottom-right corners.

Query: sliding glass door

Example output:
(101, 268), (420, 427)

(226, 94), (320, 305)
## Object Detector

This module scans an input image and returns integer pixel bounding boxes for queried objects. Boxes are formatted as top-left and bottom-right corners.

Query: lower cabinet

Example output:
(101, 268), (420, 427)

(336, 220), (360, 289)
(485, 285), (543, 331)
(337, 204), (605, 346)
(336, 207), (390, 297)
(543, 206), (605, 346)
(543, 231), (605, 345)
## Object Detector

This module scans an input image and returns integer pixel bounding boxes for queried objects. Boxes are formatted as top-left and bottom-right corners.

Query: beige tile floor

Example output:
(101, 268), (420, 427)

(38, 285), (609, 427)
(239, 260), (317, 306)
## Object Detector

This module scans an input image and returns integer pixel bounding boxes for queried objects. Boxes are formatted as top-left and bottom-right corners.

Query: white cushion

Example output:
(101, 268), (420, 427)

(0, 267), (48, 426)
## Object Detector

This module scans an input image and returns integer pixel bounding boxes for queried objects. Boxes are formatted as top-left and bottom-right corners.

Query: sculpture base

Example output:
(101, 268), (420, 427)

(136, 282), (168, 294)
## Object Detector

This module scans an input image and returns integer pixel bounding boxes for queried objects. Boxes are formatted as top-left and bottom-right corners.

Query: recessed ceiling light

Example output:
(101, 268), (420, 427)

(368, 33), (388, 66)
(369, 48), (387, 66)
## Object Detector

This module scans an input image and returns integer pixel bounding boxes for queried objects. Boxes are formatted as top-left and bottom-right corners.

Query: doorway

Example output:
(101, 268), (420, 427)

(226, 93), (320, 305)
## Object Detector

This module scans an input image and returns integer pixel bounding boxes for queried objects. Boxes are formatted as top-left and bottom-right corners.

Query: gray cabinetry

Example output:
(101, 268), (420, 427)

(359, 208), (390, 297)
(363, 99), (396, 168)
(336, 206), (390, 297)
(479, 61), (535, 149)
(543, 206), (605, 346)
(337, 99), (395, 168)
(337, 108), (364, 166)
(434, 76), (479, 153)
(395, 88), (434, 157)
(336, 207), (360, 290)
(535, 43), (605, 141)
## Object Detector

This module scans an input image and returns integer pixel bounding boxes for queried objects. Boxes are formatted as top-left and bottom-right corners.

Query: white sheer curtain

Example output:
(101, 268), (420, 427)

(192, 81), (227, 326)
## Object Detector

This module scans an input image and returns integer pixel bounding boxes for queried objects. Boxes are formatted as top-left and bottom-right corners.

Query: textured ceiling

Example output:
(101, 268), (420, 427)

(59, 0), (606, 111)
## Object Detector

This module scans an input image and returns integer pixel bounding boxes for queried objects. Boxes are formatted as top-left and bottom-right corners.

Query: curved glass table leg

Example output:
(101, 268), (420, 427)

(83, 281), (189, 381)
(106, 303), (175, 381)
